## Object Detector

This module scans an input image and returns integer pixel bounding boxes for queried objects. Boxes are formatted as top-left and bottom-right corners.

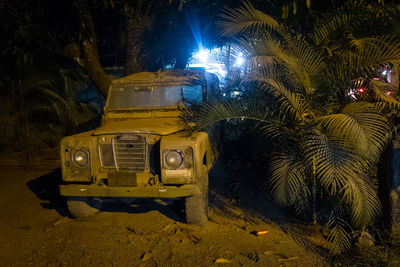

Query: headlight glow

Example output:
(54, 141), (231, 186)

(165, 150), (183, 169)
(74, 150), (88, 166)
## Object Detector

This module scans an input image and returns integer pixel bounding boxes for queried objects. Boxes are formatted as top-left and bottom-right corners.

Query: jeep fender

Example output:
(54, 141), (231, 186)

(160, 132), (212, 183)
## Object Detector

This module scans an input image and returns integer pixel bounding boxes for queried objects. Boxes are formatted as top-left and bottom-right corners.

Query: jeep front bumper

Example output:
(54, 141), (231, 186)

(60, 184), (200, 198)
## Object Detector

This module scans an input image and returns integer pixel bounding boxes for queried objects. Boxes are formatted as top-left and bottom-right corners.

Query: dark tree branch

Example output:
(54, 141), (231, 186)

(74, 0), (112, 98)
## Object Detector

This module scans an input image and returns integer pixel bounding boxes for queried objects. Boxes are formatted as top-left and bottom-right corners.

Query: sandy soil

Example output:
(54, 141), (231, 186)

(0, 164), (328, 267)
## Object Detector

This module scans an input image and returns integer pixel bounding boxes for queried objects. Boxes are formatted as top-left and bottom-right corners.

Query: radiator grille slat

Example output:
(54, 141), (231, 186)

(113, 135), (147, 171)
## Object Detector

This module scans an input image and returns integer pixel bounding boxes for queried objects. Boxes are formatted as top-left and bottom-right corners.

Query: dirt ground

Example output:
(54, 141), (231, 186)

(0, 160), (329, 267)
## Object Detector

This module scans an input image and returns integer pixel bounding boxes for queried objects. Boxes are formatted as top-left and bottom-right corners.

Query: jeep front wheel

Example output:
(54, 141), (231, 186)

(67, 197), (101, 218)
(185, 167), (209, 225)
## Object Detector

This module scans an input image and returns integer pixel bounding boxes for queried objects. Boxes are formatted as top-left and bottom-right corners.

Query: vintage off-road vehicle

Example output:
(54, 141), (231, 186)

(59, 70), (218, 225)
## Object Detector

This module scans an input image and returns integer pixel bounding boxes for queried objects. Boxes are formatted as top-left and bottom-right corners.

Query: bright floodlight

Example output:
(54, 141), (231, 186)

(188, 46), (228, 80)
(235, 52), (244, 67)
(235, 57), (244, 66)
(198, 49), (209, 63)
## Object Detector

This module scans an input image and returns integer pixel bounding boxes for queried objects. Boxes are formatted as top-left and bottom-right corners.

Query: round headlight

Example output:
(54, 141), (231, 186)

(74, 150), (88, 166)
(165, 150), (183, 169)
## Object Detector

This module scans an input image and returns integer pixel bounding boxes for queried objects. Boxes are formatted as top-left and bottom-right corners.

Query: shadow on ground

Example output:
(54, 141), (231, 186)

(25, 156), (328, 257)
(26, 169), (69, 217)
(26, 169), (184, 222)
(209, 142), (330, 257)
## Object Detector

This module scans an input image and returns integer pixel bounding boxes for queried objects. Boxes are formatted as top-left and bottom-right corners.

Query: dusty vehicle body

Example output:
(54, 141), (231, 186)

(59, 70), (218, 225)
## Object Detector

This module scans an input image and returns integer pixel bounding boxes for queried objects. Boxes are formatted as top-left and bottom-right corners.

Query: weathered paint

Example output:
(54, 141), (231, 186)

(59, 70), (217, 199)
(60, 184), (200, 198)
(93, 117), (186, 136)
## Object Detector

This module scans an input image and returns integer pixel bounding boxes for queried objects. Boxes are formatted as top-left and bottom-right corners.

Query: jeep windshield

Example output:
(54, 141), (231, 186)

(107, 84), (203, 109)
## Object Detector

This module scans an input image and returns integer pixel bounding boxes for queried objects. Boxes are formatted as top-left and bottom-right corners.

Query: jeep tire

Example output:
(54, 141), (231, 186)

(185, 166), (209, 225)
(67, 197), (101, 218)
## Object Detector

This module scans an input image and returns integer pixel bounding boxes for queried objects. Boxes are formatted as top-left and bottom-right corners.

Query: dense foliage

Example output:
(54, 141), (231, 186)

(0, 0), (228, 154)
(193, 0), (400, 254)
(0, 0), (100, 156)
(1, 0), (400, 255)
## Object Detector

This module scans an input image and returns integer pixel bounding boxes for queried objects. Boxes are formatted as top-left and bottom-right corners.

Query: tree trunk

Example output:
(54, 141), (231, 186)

(123, 1), (153, 75)
(75, 0), (111, 98)
(376, 139), (394, 241)
(124, 17), (145, 75)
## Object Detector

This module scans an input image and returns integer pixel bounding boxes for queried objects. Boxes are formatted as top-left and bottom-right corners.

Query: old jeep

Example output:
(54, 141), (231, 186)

(59, 70), (218, 225)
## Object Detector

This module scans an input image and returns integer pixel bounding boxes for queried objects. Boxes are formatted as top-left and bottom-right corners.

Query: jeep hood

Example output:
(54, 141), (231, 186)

(92, 118), (186, 136)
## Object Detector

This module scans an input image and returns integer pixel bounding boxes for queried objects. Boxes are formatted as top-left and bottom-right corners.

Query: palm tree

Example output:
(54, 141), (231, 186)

(192, 1), (400, 254)
(0, 0), (99, 158)
(0, 63), (97, 161)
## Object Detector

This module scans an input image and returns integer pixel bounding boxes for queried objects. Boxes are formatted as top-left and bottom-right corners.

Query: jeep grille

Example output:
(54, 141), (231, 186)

(112, 135), (147, 171)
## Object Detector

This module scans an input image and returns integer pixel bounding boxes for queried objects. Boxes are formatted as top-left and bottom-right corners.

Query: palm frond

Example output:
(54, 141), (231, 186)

(341, 102), (391, 161)
(209, 1), (397, 255)
(233, 37), (282, 82)
(259, 79), (309, 122)
(245, 63), (281, 82)
(311, 0), (389, 47)
(217, 1), (293, 46)
(326, 218), (352, 255)
(218, 1), (280, 37)
(260, 121), (298, 144)
(369, 79), (400, 108)
(316, 113), (368, 154)
(311, 12), (352, 46)
(193, 98), (272, 130)
(289, 232), (323, 254)
(340, 35), (400, 76)
(237, 36), (282, 66)
(303, 129), (358, 196)
(36, 88), (73, 124)
(269, 151), (310, 207)
(263, 39), (326, 94)
(341, 173), (381, 228)
(290, 38), (326, 80)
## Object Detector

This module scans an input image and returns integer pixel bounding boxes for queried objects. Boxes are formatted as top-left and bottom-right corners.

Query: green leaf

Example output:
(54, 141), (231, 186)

(303, 129), (357, 196)
(341, 173), (381, 228)
(316, 113), (368, 154)
(341, 102), (391, 161)
(269, 151), (309, 207)
(259, 79), (309, 122)
(218, 1), (279, 37)
(327, 219), (352, 255)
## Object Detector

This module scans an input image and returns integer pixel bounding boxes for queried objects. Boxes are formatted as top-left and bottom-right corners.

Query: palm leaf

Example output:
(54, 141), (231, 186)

(217, 1), (294, 46)
(36, 87), (73, 124)
(311, 0), (389, 47)
(193, 98), (272, 130)
(269, 151), (309, 207)
(255, 39), (325, 95)
(260, 120), (299, 145)
(258, 79), (310, 122)
(316, 113), (368, 154)
(340, 35), (400, 76)
(341, 102), (391, 161)
(237, 36), (282, 67)
(341, 173), (381, 228)
(245, 63), (281, 82)
(218, 1), (280, 37)
(303, 129), (359, 196)
(311, 12), (352, 46)
(326, 218), (352, 255)
(290, 38), (326, 81)
(369, 79), (400, 108)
